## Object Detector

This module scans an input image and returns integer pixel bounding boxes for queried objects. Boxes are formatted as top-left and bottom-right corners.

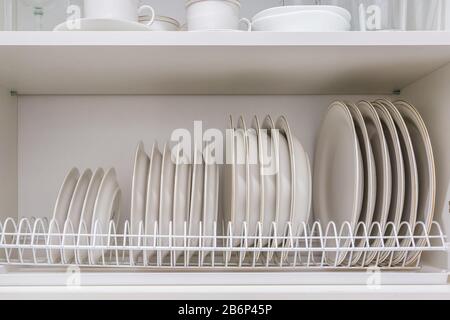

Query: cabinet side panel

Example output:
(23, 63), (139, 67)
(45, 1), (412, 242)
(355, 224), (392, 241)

(401, 63), (450, 270)
(0, 87), (17, 220)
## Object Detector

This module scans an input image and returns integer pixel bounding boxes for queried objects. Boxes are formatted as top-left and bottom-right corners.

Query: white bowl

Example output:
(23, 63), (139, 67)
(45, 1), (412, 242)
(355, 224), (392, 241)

(252, 5), (351, 23)
(252, 10), (351, 32)
(186, 0), (244, 31)
(139, 15), (180, 31)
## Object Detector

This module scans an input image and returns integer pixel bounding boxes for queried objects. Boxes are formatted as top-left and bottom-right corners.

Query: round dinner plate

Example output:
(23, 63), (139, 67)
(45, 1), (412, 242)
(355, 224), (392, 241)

(144, 143), (162, 261)
(276, 116), (311, 236)
(187, 142), (204, 261)
(63, 169), (93, 263)
(49, 167), (80, 263)
(373, 100), (406, 263)
(379, 99), (419, 265)
(261, 116), (278, 245)
(394, 100), (436, 266)
(130, 142), (150, 263)
(276, 127), (291, 244)
(357, 101), (392, 266)
(202, 142), (219, 263)
(313, 101), (364, 266)
(90, 168), (120, 264)
(77, 168), (104, 263)
(173, 144), (192, 261)
(345, 102), (377, 266)
(159, 143), (176, 261)
(54, 18), (152, 31)
(247, 124), (261, 246)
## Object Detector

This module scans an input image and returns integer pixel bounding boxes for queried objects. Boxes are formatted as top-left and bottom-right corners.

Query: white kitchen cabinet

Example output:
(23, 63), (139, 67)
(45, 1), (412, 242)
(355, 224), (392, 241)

(0, 31), (449, 299)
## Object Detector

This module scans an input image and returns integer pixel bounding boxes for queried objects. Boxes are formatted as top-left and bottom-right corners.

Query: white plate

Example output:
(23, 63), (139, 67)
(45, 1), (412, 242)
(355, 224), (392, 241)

(276, 116), (311, 236)
(144, 143), (162, 261)
(90, 168), (120, 264)
(380, 99), (419, 265)
(345, 102), (377, 266)
(77, 168), (104, 263)
(159, 143), (176, 261)
(188, 142), (204, 261)
(252, 5), (351, 22)
(233, 118), (247, 245)
(276, 126), (291, 237)
(63, 169), (93, 263)
(357, 100), (392, 265)
(260, 116), (278, 245)
(202, 142), (219, 263)
(54, 18), (152, 31)
(313, 101), (364, 266)
(223, 117), (235, 237)
(173, 144), (192, 261)
(394, 100), (435, 266)
(372, 100), (406, 263)
(49, 167), (80, 263)
(252, 10), (351, 32)
(247, 124), (261, 246)
(130, 142), (150, 263)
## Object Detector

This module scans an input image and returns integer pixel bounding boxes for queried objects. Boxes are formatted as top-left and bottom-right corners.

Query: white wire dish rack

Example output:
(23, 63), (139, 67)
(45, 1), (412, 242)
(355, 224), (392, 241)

(0, 217), (446, 270)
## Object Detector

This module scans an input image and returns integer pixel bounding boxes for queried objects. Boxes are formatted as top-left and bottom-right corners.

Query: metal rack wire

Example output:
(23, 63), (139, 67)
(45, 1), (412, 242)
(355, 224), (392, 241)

(0, 217), (446, 270)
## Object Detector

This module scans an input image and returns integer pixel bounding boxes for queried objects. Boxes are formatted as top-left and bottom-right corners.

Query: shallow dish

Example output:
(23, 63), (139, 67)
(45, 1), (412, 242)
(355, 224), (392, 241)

(313, 101), (364, 266)
(252, 10), (351, 32)
(252, 5), (351, 23)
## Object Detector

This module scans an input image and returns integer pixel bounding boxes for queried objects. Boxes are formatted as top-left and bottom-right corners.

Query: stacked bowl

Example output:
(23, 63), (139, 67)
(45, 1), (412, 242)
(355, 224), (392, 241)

(251, 5), (351, 31)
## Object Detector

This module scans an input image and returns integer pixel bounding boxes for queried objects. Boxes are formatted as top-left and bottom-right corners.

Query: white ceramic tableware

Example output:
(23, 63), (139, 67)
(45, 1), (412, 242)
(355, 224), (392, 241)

(63, 169), (93, 263)
(130, 142), (150, 263)
(139, 15), (180, 31)
(276, 116), (311, 237)
(187, 143), (204, 260)
(49, 167), (80, 263)
(252, 5), (351, 22)
(202, 142), (219, 262)
(261, 116), (278, 245)
(233, 120), (248, 245)
(159, 143), (176, 261)
(380, 99), (418, 265)
(345, 102), (377, 266)
(84, 0), (155, 25)
(276, 127), (292, 238)
(357, 100), (392, 265)
(144, 143), (162, 261)
(251, 10), (351, 32)
(173, 144), (192, 261)
(247, 125), (261, 246)
(90, 168), (120, 264)
(77, 168), (104, 263)
(313, 101), (364, 266)
(372, 101), (405, 263)
(54, 18), (153, 31)
(394, 100), (435, 266)
(186, 0), (251, 31)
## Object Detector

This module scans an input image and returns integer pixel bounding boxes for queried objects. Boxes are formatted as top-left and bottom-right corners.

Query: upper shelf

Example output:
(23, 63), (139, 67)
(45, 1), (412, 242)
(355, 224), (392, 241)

(0, 31), (450, 95)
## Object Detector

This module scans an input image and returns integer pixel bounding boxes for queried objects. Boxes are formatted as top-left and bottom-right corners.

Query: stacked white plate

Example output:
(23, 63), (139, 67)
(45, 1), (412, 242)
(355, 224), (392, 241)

(313, 99), (435, 266)
(50, 167), (121, 264)
(223, 115), (312, 251)
(251, 5), (351, 31)
(131, 141), (219, 264)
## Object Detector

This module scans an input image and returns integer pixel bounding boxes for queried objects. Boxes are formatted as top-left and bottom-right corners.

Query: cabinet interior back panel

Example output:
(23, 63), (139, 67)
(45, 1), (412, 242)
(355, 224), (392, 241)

(18, 95), (390, 221)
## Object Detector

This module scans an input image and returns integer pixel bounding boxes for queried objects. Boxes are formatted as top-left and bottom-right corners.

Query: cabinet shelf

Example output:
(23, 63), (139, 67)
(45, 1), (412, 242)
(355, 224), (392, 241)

(0, 31), (449, 95)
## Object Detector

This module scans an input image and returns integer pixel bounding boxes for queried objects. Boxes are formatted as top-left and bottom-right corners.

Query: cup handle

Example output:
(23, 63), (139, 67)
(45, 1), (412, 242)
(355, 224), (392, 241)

(138, 5), (155, 26)
(239, 18), (252, 32)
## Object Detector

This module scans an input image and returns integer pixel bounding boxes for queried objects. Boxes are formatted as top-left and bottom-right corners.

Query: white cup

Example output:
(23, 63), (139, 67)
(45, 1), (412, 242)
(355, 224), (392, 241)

(186, 0), (251, 31)
(84, 0), (155, 26)
(139, 16), (180, 31)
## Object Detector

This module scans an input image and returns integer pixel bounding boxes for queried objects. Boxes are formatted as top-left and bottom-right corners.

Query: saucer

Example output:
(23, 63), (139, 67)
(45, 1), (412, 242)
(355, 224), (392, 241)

(54, 18), (152, 31)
